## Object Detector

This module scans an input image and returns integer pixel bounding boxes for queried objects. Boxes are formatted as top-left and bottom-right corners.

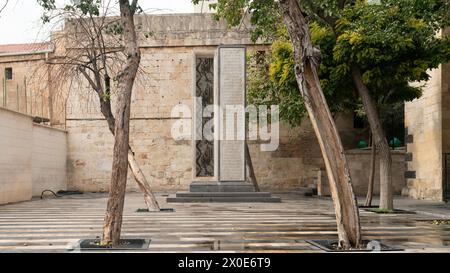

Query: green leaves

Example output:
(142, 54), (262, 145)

(104, 22), (124, 36)
(334, 0), (450, 99)
(37, 0), (103, 23)
(202, 0), (450, 126)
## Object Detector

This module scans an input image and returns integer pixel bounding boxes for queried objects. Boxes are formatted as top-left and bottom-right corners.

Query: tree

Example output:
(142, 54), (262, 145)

(38, 0), (150, 246)
(230, 0), (450, 211)
(101, 0), (140, 246)
(247, 34), (357, 127)
(198, 0), (362, 249)
(335, 0), (450, 209)
(279, 0), (362, 250)
(0, 0), (8, 15)
(37, 0), (160, 213)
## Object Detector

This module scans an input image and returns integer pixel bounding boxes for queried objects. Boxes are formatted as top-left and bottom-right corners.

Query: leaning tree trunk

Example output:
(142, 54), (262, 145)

(351, 66), (393, 210)
(99, 90), (160, 212)
(279, 0), (362, 249)
(127, 150), (160, 211)
(79, 67), (160, 212)
(246, 144), (260, 192)
(365, 139), (376, 207)
(102, 2), (141, 246)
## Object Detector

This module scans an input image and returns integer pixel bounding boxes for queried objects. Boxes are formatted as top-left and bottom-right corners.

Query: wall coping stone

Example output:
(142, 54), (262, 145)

(345, 148), (406, 155)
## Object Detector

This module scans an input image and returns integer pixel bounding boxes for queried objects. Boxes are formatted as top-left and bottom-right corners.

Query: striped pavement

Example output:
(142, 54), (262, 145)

(0, 193), (448, 252)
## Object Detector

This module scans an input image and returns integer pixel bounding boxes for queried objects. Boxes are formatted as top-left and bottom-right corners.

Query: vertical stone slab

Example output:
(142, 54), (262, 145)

(218, 46), (246, 182)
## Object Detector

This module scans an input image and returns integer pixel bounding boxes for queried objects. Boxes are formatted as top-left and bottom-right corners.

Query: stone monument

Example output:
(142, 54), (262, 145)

(168, 45), (280, 203)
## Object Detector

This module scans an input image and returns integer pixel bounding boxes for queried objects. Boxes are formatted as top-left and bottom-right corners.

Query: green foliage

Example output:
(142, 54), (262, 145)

(209, 0), (450, 127)
(193, 0), (285, 42)
(248, 36), (355, 126)
(37, 0), (102, 22)
(101, 92), (111, 102)
(334, 0), (450, 100)
(430, 220), (450, 225)
(37, 0), (143, 23)
(104, 22), (124, 35)
(248, 42), (307, 126)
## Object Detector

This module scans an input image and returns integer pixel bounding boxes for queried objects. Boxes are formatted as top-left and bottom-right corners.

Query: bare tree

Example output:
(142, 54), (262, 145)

(40, 0), (160, 218)
(0, 0), (8, 15)
(99, 0), (137, 245)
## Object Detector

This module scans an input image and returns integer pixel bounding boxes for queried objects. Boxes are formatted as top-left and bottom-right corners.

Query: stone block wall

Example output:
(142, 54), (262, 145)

(405, 66), (444, 200)
(403, 28), (450, 201)
(442, 61), (450, 200)
(62, 14), (365, 194)
(248, 115), (361, 192)
(345, 149), (406, 196)
(441, 29), (450, 156)
(0, 55), (50, 119)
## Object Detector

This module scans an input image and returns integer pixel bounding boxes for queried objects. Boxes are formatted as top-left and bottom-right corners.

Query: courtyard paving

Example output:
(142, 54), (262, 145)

(0, 193), (449, 253)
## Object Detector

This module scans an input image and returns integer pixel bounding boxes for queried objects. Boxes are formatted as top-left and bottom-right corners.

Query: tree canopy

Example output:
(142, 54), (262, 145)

(208, 0), (450, 126)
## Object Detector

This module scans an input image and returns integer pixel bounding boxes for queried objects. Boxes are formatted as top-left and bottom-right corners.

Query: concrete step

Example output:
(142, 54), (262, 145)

(175, 192), (273, 198)
(190, 181), (256, 193)
(167, 195), (282, 203)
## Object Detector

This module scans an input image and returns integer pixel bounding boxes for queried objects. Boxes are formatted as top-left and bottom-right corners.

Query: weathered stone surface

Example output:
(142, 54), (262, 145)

(1, 14), (369, 195)
(346, 149), (406, 196)
(405, 53), (450, 200)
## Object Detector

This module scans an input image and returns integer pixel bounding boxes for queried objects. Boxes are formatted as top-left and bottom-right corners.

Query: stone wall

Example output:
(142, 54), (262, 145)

(0, 51), (66, 129)
(405, 65), (444, 201)
(32, 124), (68, 196)
(402, 28), (450, 201)
(249, 116), (361, 192)
(442, 63), (450, 154)
(0, 54), (50, 119)
(0, 107), (67, 205)
(442, 29), (450, 155)
(346, 149), (406, 196)
(63, 14), (363, 193)
(0, 108), (33, 204)
(442, 58), (450, 200)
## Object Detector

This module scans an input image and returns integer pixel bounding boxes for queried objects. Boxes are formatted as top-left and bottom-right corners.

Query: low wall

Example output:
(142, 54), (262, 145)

(0, 107), (67, 205)
(346, 149), (406, 196)
(32, 124), (68, 197)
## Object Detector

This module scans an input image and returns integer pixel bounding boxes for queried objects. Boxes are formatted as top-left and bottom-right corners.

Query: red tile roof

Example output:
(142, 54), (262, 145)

(0, 42), (54, 56)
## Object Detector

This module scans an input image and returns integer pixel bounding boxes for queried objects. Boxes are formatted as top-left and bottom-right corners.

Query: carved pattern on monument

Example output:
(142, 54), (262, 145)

(195, 57), (215, 177)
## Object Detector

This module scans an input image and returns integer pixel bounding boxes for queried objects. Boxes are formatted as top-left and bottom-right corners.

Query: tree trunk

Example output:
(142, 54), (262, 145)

(102, 1), (141, 246)
(278, 0), (362, 249)
(128, 150), (160, 211)
(246, 144), (260, 192)
(351, 66), (394, 210)
(99, 90), (160, 212)
(364, 139), (376, 207)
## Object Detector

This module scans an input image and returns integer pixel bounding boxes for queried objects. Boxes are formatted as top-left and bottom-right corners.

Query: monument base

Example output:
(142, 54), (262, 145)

(190, 181), (256, 192)
(167, 181), (281, 203)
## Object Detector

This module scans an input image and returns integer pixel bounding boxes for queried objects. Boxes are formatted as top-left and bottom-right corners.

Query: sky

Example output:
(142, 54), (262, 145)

(0, 0), (195, 45)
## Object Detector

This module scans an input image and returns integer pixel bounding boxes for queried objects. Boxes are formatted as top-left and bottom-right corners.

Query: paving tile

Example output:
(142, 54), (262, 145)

(0, 193), (448, 252)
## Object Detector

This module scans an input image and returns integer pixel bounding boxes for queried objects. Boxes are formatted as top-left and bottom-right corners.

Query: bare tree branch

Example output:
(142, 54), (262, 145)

(0, 0), (8, 15)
